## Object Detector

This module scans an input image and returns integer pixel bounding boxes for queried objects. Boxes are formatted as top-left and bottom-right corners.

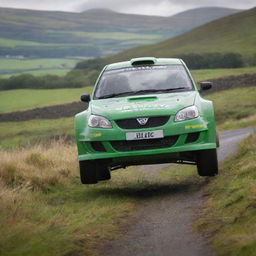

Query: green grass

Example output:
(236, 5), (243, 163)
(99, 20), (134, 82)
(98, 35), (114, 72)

(218, 115), (256, 131)
(0, 143), (135, 256)
(191, 67), (256, 82)
(0, 118), (73, 149)
(1, 86), (255, 149)
(1, 67), (255, 113)
(196, 133), (256, 256)
(206, 87), (256, 127)
(0, 141), (205, 256)
(0, 58), (78, 70)
(0, 58), (79, 78)
(71, 31), (162, 41)
(0, 87), (92, 113)
(0, 69), (72, 78)
(0, 38), (42, 47)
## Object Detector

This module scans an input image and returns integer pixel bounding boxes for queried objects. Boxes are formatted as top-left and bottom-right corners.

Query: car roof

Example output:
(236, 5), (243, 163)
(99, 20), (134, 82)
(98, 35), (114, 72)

(105, 57), (183, 71)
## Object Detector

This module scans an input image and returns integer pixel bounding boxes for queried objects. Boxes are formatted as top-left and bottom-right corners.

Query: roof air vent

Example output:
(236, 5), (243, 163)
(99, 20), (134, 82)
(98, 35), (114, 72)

(130, 57), (156, 66)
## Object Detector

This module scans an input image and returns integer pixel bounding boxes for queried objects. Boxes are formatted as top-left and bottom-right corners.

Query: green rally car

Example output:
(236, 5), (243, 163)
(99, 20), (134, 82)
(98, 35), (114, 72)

(75, 57), (218, 184)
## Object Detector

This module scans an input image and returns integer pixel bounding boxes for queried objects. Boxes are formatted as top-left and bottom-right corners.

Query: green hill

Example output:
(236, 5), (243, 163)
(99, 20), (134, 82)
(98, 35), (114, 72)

(94, 7), (256, 65)
(0, 7), (240, 58)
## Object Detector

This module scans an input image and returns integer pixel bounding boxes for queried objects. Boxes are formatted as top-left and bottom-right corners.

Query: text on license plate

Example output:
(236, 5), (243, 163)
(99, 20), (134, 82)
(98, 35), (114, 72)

(126, 130), (163, 141)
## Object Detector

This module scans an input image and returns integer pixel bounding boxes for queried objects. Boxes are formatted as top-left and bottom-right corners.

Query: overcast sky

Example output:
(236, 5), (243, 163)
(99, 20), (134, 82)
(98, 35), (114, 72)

(0, 0), (255, 16)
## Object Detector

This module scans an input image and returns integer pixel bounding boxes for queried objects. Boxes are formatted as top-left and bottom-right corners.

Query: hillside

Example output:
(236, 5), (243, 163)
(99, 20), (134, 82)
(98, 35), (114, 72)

(92, 7), (256, 64)
(0, 7), (240, 58)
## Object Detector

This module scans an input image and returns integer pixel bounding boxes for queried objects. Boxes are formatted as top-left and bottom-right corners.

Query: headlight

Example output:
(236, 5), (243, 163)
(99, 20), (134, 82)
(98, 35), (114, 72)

(88, 115), (112, 128)
(174, 106), (199, 122)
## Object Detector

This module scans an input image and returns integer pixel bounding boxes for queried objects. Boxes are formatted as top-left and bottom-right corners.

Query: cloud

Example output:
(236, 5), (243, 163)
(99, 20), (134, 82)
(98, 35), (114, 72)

(0, 0), (255, 16)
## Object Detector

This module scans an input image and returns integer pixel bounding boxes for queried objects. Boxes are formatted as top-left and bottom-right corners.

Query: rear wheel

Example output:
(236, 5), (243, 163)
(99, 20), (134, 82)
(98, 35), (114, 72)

(197, 149), (218, 176)
(79, 160), (98, 184)
(216, 131), (220, 148)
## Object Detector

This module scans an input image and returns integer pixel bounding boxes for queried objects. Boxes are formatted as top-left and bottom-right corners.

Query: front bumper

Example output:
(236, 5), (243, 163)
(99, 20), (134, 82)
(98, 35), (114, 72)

(76, 116), (217, 163)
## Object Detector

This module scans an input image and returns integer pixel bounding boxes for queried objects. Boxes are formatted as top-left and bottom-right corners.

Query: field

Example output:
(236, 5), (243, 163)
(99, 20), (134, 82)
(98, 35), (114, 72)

(0, 67), (255, 113)
(0, 38), (42, 47)
(0, 87), (92, 113)
(0, 58), (79, 77)
(191, 66), (256, 81)
(1, 85), (256, 150)
(0, 69), (72, 78)
(0, 58), (78, 70)
(0, 118), (73, 149)
(206, 87), (256, 127)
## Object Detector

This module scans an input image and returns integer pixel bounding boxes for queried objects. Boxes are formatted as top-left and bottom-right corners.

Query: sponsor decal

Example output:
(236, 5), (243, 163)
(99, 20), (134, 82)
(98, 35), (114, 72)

(116, 104), (169, 111)
(185, 124), (205, 129)
(91, 133), (102, 138)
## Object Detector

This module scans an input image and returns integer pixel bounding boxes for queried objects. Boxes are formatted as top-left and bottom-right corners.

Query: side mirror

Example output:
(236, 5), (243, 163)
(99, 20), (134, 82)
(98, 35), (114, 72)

(80, 94), (91, 103)
(199, 81), (212, 91)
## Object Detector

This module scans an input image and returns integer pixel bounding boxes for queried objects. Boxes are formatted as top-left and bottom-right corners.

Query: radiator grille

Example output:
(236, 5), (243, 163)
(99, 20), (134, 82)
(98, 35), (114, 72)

(115, 116), (170, 129)
(111, 136), (179, 152)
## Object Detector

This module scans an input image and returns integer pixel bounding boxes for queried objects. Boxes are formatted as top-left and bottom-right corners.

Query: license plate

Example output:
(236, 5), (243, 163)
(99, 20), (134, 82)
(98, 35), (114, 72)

(126, 130), (163, 141)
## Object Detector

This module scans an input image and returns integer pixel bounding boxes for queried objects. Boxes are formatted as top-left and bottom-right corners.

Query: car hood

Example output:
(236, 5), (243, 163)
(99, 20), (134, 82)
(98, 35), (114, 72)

(91, 91), (197, 120)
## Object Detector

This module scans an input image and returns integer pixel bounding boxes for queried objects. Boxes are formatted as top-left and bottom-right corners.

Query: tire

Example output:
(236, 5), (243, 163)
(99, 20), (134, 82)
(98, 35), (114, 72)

(79, 160), (98, 184)
(97, 166), (111, 181)
(196, 149), (218, 176)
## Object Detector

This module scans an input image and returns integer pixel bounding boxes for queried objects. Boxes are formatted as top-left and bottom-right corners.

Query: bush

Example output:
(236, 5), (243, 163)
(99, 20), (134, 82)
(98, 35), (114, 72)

(176, 52), (244, 69)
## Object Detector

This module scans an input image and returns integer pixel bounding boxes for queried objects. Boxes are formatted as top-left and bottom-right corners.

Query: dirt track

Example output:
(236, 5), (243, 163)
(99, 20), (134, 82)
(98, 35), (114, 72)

(101, 127), (255, 256)
(0, 73), (255, 122)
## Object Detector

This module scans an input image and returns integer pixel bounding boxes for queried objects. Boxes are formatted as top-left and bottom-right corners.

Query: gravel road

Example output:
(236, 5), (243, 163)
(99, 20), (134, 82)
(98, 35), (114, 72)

(102, 127), (255, 256)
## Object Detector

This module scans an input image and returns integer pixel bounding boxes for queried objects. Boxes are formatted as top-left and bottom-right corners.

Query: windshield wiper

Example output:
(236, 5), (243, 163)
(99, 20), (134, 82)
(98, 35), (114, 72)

(98, 91), (133, 99)
(97, 87), (187, 99)
(130, 87), (187, 95)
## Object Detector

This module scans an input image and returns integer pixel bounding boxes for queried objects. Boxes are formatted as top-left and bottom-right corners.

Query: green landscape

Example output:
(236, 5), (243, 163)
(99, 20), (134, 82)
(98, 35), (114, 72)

(0, 87), (91, 113)
(0, 4), (256, 256)
(1, 66), (255, 113)
(0, 58), (78, 78)
(75, 7), (256, 74)
(0, 6), (239, 60)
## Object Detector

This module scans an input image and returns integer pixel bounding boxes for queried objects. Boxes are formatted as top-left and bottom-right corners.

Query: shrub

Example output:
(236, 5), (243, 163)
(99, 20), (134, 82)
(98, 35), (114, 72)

(176, 52), (244, 69)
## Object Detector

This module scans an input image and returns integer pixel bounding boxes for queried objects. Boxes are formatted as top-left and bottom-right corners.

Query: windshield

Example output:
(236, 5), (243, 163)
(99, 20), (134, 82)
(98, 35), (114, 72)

(94, 65), (193, 99)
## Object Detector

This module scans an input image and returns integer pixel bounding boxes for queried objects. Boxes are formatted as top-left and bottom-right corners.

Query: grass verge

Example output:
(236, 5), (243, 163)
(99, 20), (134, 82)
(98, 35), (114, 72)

(0, 118), (74, 149)
(205, 87), (256, 130)
(0, 141), (204, 256)
(0, 142), (136, 256)
(196, 132), (256, 256)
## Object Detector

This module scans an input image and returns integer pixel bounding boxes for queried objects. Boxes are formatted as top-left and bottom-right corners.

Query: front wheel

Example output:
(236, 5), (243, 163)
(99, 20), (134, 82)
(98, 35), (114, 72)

(197, 149), (218, 176)
(79, 160), (98, 184)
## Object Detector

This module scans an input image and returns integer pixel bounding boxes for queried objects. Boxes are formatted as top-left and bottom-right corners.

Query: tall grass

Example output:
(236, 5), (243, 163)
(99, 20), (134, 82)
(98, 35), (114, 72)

(0, 141), (134, 256)
(0, 138), (207, 256)
(0, 140), (77, 191)
(196, 133), (256, 255)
